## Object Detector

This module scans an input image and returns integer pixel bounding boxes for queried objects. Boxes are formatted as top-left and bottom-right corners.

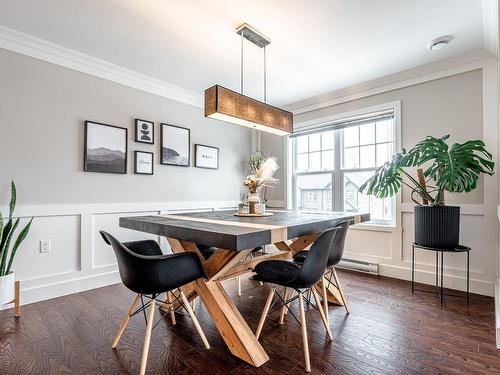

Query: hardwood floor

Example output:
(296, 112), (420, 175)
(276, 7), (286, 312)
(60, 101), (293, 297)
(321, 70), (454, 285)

(1, 271), (499, 374)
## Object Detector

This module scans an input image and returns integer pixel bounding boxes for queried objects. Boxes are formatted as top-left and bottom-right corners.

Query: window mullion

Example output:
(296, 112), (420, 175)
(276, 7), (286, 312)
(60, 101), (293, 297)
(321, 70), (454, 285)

(334, 130), (342, 211)
(292, 139), (297, 210)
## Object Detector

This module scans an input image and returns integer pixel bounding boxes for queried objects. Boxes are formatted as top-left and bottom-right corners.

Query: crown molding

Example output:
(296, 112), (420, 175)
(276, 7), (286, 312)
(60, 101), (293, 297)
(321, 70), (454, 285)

(0, 25), (203, 108)
(0, 24), (494, 114)
(482, 0), (499, 56)
(285, 49), (495, 115)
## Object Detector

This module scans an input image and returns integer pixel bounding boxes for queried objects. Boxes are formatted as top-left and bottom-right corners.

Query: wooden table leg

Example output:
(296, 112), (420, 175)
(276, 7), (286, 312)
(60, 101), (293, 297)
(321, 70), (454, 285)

(195, 279), (269, 366)
(316, 278), (344, 306)
(167, 238), (269, 367)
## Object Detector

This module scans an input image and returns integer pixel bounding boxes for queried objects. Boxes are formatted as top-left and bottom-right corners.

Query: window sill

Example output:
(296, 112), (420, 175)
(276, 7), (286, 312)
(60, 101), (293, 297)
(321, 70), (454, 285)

(350, 223), (401, 233)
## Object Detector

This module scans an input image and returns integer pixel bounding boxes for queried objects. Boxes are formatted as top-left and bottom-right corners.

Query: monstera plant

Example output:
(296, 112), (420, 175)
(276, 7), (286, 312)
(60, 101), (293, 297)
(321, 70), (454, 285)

(360, 135), (494, 248)
(0, 182), (33, 305)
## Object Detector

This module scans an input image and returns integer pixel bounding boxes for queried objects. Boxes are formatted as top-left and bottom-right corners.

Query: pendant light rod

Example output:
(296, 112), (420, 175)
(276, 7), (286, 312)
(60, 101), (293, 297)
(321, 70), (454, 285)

(237, 23), (271, 102)
(240, 29), (244, 94)
(263, 45), (267, 103)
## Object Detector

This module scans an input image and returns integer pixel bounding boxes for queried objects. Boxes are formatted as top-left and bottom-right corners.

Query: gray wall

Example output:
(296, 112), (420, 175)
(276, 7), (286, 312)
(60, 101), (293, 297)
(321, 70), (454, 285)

(0, 48), (252, 204)
(263, 69), (484, 205)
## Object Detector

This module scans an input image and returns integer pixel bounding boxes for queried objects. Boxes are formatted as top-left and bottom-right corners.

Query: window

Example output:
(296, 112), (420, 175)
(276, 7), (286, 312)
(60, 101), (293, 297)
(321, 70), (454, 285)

(296, 130), (334, 172)
(291, 110), (396, 225)
(306, 191), (319, 202)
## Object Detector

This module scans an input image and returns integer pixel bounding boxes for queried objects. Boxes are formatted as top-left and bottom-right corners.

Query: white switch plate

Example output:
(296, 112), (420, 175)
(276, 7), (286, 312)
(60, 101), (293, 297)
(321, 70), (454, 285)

(40, 240), (51, 253)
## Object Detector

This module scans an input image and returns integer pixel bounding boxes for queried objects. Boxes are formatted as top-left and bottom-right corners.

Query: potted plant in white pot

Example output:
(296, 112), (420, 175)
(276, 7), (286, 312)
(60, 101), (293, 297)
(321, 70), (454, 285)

(0, 181), (32, 306)
(360, 135), (494, 249)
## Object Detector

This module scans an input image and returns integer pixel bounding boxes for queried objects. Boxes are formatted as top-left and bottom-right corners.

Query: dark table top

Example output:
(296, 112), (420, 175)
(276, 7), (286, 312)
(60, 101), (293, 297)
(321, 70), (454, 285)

(120, 210), (370, 251)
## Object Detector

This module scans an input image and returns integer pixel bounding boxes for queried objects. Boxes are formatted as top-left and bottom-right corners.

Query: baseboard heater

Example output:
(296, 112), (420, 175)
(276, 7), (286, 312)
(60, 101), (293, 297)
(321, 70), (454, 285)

(337, 257), (379, 275)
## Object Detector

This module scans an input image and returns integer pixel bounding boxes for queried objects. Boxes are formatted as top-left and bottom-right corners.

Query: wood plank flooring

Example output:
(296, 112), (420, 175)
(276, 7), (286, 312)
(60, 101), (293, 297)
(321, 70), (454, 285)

(1, 271), (499, 374)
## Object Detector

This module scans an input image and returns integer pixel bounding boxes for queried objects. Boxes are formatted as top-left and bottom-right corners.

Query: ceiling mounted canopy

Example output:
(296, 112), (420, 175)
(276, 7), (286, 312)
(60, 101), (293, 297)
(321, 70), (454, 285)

(204, 23), (293, 136)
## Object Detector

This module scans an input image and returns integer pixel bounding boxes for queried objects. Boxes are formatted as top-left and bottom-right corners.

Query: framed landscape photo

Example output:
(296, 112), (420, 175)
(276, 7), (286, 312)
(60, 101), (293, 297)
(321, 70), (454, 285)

(84, 121), (127, 174)
(195, 144), (219, 169)
(134, 151), (154, 175)
(160, 123), (190, 167)
(135, 119), (154, 144)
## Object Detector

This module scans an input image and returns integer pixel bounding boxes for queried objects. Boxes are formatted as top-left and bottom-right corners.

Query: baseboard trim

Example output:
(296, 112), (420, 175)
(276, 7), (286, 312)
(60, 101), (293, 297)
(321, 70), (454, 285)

(1, 259), (494, 313)
(378, 263), (494, 297)
(1, 271), (121, 311)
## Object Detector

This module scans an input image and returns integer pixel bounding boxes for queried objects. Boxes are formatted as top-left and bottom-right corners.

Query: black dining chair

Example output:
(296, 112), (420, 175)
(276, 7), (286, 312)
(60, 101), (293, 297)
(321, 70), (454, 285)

(293, 219), (352, 318)
(252, 227), (339, 372)
(100, 231), (210, 375)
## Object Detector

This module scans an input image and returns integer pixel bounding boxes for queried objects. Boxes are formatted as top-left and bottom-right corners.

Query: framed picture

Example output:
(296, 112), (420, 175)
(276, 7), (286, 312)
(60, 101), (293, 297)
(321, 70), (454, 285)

(195, 144), (219, 169)
(134, 151), (154, 175)
(160, 123), (190, 167)
(84, 121), (127, 174)
(135, 119), (154, 144)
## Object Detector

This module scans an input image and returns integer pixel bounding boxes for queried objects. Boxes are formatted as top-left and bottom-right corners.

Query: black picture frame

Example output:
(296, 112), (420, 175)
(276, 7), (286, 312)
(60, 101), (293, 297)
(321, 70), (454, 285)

(84, 120), (128, 174)
(134, 151), (154, 175)
(195, 144), (219, 170)
(135, 119), (154, 144)
(160, 123), (190, 167)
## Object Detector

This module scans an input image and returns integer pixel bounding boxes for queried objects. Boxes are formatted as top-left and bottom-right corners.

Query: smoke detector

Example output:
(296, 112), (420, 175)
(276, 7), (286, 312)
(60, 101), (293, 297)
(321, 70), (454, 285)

(428, 35), (453, 51)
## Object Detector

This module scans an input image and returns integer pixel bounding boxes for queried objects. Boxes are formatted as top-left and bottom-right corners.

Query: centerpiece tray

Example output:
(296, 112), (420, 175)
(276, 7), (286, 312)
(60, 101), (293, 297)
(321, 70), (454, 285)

(234, 212), (274, 217)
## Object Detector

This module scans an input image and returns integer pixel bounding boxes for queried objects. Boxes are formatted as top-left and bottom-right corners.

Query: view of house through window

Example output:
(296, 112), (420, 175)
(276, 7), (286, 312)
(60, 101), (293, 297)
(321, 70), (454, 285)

(291, 111), (396, 225)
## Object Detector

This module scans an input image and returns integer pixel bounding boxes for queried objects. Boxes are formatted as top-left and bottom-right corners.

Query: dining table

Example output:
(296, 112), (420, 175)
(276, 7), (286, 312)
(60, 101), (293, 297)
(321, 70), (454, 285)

(120, 209), (369, 367)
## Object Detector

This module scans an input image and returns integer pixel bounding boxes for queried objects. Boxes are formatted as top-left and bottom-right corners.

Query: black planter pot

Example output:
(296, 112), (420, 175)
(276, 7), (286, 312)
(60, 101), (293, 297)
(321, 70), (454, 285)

(414, 205), (460, 249)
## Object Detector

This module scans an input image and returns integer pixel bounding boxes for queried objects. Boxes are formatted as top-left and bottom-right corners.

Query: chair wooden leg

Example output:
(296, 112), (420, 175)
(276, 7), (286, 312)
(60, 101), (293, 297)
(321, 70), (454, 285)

(237, 276), (242, 296)
(166, 291), (176, 325)
(249, 253), (263, 285)
(298, 291), (311, 372)
(192, 298), (196, 313)
(255, 286), (275, 340)
(285, 289), (294, 315)
(322, 276), (329, 324)
(180, 291), (210, 349)
(139, 297), (156, 375)
(332, 268), (349, 314)
(311, 287), (333, 341)
(279, 288), (289, 324)
(306, 288), (311, 302)
(112, 294), (141, 349)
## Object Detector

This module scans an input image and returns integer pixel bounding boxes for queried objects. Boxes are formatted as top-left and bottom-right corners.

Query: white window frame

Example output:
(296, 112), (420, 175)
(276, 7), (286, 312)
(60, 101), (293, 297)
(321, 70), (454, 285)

(285, 101), (402, 231)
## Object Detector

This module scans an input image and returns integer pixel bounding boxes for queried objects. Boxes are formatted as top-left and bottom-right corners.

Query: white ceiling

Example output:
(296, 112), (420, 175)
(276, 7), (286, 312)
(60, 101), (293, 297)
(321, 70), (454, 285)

(0, 0), (487, 106)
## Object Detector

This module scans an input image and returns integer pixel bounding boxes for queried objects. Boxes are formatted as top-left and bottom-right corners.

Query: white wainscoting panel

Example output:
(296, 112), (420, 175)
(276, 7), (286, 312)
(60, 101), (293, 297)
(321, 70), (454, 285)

(92, 211), (161, 269)
(1, 201), (239, 310)
(14, 215), (81, 280)
(344, 229), (393, 260)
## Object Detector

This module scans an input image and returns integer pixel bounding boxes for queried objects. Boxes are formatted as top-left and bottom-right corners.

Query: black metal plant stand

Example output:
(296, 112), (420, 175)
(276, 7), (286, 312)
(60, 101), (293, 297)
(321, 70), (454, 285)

(411, 242), (470, 306)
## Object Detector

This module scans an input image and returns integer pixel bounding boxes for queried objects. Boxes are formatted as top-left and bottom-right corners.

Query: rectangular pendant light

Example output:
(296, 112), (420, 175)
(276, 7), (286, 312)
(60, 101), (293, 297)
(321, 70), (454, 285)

(204, 85), (293, 136)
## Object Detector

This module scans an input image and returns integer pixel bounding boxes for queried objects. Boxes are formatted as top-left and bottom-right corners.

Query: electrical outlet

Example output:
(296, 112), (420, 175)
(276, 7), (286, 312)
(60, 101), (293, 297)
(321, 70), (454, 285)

(40, 240), (51, 253)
